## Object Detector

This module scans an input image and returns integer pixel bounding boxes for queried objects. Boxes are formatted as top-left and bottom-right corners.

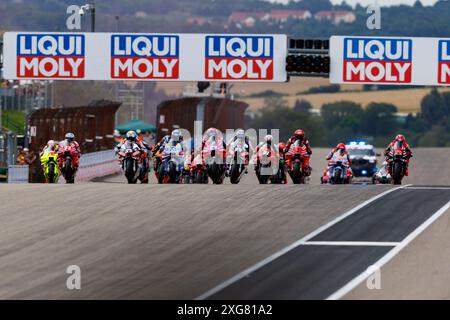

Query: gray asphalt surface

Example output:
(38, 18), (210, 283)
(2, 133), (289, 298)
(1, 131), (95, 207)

(0, 148), (447, 299)
(207, 187), (450, 299)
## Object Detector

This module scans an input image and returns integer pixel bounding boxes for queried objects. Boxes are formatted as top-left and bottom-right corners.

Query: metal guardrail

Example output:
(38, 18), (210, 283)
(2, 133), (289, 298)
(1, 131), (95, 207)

(76, 149), (121, 182)
(79, 149), (116, 168)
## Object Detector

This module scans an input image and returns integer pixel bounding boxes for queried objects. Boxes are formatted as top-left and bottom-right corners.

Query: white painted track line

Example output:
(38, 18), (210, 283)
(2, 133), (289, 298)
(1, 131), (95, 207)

(327, 200), (450, 300)
(196, 185), (410, 300)
(302, 241), (399, 247)
(405, 186), (450, 190)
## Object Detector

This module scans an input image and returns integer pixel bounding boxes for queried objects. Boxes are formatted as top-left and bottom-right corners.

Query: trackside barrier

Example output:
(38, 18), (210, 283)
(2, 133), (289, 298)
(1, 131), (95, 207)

(7, 165), (29, 183)
(75, 150), (121, 182)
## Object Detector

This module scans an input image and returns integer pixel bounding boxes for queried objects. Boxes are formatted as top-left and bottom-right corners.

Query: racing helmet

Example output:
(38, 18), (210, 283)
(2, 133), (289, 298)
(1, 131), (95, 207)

(65, 132), (75, 143)
(395, 134), (405, 142)
(337, 143), (346, 155)
(113, 130), (121, 138)
(278, 142), (286, 152)
(264, 134), (273, 145)
(337, 143), (346, 150)
(171, 129), (181, 142)
(235, 129), (245, 140)
(47, 140), (56, 150)
(204, 127), (218, 141)
(126, 130), (137, 141)
(294, 129), (305, 140)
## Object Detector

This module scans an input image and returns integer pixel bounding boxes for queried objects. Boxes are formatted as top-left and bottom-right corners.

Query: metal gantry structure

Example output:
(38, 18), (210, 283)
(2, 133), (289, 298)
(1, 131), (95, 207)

(285, 38), (331, 79)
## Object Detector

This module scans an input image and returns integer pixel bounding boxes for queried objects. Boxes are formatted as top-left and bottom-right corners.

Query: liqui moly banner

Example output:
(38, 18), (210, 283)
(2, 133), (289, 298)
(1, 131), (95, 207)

(3, 32), (287, 82)
(205, 36), (274, 80)
(330, 36), (450, 86)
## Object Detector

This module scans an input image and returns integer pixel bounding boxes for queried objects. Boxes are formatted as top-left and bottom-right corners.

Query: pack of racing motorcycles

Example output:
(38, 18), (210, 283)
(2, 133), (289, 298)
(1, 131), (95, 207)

(111, 128), (413, 186)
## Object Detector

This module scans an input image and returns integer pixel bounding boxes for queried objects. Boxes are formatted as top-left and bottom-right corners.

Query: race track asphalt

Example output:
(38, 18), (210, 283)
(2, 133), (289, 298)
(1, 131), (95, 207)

(0, 148), (448, 299)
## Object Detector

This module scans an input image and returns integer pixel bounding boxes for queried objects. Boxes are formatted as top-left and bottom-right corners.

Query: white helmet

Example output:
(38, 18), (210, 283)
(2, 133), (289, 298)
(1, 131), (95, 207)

(264, 134), (273, 143)
(236, 129), (245, 140)
(171, 129), (181, 142)
(65, 132), (75, 143)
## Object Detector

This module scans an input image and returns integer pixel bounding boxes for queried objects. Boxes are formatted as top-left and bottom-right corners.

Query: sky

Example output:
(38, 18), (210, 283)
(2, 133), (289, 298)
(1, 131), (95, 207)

(267, 0), (440, 7)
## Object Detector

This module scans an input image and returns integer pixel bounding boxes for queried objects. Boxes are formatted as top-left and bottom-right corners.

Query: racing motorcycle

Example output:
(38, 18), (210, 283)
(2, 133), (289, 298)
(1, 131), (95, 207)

(118, 140), (142, 184)
(386, 141), (407, 185)
(40, 150), (60, 183)
(228, 141), (248, 184)
(285, 140), (309, 184)
(323, 153), (352, 185)
(271, 152), (287, 184)
(158, 142), (185, 184)
(255, 145), (277, 184)
(372, 162), (392, 184)
(203, 141), (226, 184)
(58, 144), (79, 184)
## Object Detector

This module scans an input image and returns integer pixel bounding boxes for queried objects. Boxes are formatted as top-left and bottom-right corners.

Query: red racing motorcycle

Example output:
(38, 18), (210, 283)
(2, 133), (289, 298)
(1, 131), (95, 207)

(58, 144), (79, 184)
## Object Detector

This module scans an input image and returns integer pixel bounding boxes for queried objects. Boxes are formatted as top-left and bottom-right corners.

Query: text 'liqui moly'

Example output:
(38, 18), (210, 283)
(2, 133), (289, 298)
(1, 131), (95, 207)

(438, 40), (450, 84)
(343, 38), (412, 83)
(17, 34), (85, 78)
(111, 35), (179, 79)
(205, 36), (274, 80)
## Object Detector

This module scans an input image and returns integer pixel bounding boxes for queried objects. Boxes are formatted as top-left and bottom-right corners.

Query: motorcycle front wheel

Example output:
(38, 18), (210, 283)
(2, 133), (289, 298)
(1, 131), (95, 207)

(64, 158), (75, 184)
(229, 164), (241, 184)
(392, 162), (403, 185)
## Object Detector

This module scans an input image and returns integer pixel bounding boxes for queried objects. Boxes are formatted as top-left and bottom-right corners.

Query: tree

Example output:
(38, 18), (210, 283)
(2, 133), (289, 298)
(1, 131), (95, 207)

(420, 88), (447, 126)
(293, 99), (312, 114)
(361, 102), (398, 136)
(321, 101), (364, 134)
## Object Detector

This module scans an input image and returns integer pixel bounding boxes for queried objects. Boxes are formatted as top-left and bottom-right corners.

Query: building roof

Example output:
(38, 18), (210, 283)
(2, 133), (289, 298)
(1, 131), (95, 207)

(269, 9), (310, 20)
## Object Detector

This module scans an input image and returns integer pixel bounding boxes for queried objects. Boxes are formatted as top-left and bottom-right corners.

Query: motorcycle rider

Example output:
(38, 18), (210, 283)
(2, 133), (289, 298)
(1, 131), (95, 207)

(254, 134), (277, 172)
(285, 129), (312, 176)
(116, 130), (149, 181)
(151, 134), (171, 174)
(384, 134), (413, 176)
(113, 130), (123, 146)
(40, 140), (59, 156)
(323, 143), (352, 179)
(160, 129), (185, 154)
(227, 128), (253, 175)
(201, 127), (227, 161)
(59, 133), (81, 169)
(277, 142), (288, 184)
(159, 129), (186, 174)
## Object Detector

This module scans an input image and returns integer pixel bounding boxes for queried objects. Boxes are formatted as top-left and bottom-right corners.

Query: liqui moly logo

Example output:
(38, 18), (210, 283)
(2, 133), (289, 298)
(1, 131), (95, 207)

(205, 36), (274, 80)
(343, 38), (412, 83)
(17, 34), (85, 78)
(111, 35), (179, 79)
(438, 40), (450, 84)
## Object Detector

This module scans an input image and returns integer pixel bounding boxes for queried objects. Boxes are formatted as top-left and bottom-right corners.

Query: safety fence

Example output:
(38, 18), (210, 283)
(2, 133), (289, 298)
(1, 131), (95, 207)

(7, 150), (120, 183)
(7, 165), (29, 183)
(75, 149), (121, 182)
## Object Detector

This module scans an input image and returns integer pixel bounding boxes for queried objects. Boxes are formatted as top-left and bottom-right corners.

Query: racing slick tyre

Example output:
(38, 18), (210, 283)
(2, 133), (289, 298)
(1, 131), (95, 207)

(230, 164), (241, 184)
(393, 162), (403, 185)
(48, 163), (56, 183)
